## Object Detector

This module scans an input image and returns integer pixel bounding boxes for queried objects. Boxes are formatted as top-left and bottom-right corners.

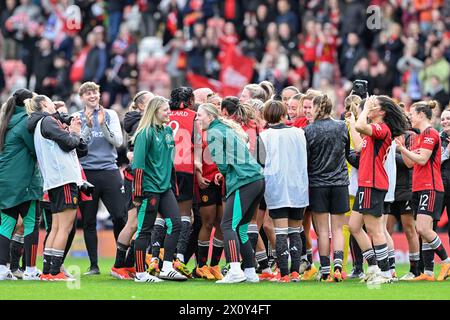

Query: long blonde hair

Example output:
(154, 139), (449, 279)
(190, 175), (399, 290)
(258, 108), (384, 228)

(198, 103), (248, 143)
(132, 96), (169, 143)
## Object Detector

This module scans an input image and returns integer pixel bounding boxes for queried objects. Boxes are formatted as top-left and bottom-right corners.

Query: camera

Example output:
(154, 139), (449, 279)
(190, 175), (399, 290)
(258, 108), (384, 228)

(79, 181), (95, 196)
(57, 111), (73, 126)
(352, 79), (368, 99)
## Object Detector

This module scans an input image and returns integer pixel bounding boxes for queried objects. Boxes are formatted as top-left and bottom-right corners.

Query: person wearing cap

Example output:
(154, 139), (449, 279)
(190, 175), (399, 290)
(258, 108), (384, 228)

(0, 89), (43, 281)
(75, 81), (126, 275)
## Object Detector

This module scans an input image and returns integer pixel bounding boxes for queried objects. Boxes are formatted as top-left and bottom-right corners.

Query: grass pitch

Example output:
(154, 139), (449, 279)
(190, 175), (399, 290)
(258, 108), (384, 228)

(0, 258), (449, 300)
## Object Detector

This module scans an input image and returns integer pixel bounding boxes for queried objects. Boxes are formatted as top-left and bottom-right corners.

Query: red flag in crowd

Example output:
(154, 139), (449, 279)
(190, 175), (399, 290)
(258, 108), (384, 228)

(187, 45), (255, 97)
(219, 45), (255, 96)
(186, 72), (222, 93)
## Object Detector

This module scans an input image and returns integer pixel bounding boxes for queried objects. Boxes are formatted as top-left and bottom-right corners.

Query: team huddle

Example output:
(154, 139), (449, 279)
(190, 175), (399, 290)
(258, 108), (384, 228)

(0, 79), (449, 285)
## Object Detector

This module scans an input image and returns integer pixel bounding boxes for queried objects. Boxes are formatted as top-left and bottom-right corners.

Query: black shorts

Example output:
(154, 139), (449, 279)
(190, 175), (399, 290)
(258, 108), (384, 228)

(269, 207), (305, 220)
(175, 172), (194, 202)
(124, 178), (135, 211)
(259, 196), (267, 211)
(353, 187), (386, 217)
(388, 200), (413, 219)
(411, 190), (444, 221)
(48, 183), (79, 213)
(309, 186), (349, 214)
(198, 184), (223, 207)
(383, 202), (391, 215)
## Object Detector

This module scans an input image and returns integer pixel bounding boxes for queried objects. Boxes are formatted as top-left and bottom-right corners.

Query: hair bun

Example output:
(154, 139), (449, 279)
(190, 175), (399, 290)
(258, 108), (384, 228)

(428, 100), (439, 110)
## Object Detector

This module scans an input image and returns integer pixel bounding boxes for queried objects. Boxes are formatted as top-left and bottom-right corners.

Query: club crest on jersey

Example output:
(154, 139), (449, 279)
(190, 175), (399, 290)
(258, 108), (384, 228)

(373, 123), (382, 131)
(165, 134), (175, 147)
(424, 137), (434, 145)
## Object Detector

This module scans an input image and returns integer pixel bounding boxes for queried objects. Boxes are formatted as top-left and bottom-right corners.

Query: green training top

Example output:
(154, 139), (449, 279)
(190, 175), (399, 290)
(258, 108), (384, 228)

(132, 125), (175, 195)
(0, 106), (43, 210)
(206, 119), (264, 198)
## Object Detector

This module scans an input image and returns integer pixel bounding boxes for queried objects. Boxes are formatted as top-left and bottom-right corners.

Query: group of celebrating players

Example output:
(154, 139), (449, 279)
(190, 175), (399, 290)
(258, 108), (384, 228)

(0, 79), (449, 285)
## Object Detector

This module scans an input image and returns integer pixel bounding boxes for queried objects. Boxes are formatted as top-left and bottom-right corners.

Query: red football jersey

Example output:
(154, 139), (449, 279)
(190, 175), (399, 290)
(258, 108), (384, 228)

(412, 127), (444, 192)
(201, 130), (220, 182)
(292, 116), (308, 129)
(169, 109), (196, 174)
(358, 123), (392, 190)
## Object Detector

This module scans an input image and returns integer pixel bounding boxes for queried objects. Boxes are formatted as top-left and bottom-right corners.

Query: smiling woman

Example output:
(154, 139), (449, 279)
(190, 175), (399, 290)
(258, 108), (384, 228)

(131, 96), (187, 282)
(395, 99), (450, 281)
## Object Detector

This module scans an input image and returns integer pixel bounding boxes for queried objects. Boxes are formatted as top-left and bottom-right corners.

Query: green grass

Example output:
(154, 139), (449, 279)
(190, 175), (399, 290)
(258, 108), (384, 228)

(1, 258), (449, 300)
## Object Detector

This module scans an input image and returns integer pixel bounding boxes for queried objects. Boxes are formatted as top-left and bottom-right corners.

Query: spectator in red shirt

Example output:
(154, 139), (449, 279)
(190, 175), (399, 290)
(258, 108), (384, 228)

(313, 22), (337, 89)
(288, 53), (309, 91)
(299, 20), (317, 87)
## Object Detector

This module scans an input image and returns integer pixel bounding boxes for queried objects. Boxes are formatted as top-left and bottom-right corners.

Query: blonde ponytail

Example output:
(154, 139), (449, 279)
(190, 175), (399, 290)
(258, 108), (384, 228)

(25, 95), (47, 115)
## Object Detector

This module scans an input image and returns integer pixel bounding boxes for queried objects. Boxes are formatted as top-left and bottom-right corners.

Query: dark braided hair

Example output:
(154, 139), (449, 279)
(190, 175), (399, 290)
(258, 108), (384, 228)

(169, 86), (194, 110)
(376, 95), (408, 138)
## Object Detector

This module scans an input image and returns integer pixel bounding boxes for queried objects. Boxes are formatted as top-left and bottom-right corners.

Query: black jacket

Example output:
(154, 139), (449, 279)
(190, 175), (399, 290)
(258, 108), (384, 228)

(304, 118), (350, 187)
(27, 111), (87, 157)
(123, 111), (142, 173)
(123, 110), (141, 150)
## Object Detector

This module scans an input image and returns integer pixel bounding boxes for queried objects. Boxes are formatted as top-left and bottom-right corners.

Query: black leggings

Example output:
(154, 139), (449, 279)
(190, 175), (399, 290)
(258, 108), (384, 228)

(134, 189), (181, 273)
(221, 179), (265, 269)
(184, 202), (202, 265)
(0, 200), (40, 267)
(79, 169), (126, 267)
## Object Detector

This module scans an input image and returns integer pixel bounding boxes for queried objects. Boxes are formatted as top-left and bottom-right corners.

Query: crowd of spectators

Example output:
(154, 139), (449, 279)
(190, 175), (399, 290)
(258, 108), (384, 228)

(0, 0), (449, 119)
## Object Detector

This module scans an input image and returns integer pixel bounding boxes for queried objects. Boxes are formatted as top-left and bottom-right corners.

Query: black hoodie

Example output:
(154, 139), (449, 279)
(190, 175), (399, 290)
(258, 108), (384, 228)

(123, 110), (142, 150)
(28, 112), (88, 158)
(124, 111), (141, 135)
